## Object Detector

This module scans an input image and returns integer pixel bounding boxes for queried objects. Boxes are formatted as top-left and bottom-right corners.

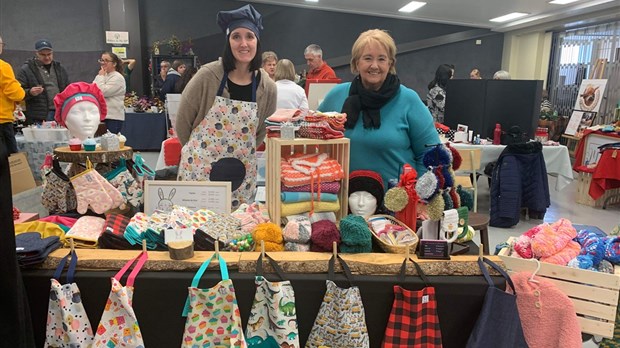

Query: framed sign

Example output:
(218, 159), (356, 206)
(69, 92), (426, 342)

(583, 133), (620, 166)
(144, 180), (231, 215)
(565, 110), (596, 137)
(573, 79), (607, 113)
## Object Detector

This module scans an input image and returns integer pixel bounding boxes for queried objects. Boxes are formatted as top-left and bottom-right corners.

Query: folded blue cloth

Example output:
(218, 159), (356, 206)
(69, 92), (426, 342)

(15, 232), (62, 266)
(280, 191), (338, 203)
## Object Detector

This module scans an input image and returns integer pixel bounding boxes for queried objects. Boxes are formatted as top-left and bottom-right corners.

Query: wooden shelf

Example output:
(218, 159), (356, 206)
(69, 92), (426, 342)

(54, 146), (133, 164)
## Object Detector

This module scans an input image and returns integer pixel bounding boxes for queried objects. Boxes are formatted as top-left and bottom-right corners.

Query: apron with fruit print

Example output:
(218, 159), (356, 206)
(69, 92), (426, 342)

(178, 72), (258, 211)
(182, 253), (246, 347)
(246, 253), (299, 348)
(92, 250), (148, 348)
(44, 250), (94, 347)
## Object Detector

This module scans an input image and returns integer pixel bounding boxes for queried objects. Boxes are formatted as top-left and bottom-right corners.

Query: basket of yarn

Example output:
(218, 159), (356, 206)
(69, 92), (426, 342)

(367, 214), (419, 254)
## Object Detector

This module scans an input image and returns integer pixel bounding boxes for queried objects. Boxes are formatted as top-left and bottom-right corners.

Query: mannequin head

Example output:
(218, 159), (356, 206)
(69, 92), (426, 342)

(348, 170), (385, 218)
(54, 82), (107, 140)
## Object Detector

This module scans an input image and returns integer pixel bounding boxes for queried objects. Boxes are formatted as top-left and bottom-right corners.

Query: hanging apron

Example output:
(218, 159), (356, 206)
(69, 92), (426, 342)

(182, 253), (246, 347)
(466, 257), (529, 348)
(306, 255), (370, 348)
(246, 253), (299, 348)
(178, 73), (258, 210)
(44, 250), (94, 348)
(382, 258), (442, 348)
(92, 251), (148, 348)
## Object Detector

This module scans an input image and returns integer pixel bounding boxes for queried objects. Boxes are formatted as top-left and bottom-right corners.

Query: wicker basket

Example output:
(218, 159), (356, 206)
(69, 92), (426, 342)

(367, 214), (419, 254)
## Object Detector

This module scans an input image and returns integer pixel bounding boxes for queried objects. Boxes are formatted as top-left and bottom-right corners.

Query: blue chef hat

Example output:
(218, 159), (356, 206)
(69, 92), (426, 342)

(217, 4), (263, 39)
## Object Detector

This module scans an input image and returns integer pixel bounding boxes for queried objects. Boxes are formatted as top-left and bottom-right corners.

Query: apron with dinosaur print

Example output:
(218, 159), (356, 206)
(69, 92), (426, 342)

(246, 253), (299, 348)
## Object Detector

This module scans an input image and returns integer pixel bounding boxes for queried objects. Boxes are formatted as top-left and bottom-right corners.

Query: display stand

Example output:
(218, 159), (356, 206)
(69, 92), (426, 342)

(53, 146), (134, 175)
(266, 137), (350, 225)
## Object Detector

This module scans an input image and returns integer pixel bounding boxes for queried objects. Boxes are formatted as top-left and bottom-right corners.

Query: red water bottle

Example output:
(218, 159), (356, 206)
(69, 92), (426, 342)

(493, 123), (502, 145)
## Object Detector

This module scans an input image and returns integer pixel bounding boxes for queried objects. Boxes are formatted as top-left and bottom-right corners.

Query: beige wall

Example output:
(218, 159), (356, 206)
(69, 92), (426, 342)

(501, 31), (553, 89)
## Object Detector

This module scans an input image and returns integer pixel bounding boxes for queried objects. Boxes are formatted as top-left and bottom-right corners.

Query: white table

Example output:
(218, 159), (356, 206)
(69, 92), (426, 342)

(452, 143), (574, 191)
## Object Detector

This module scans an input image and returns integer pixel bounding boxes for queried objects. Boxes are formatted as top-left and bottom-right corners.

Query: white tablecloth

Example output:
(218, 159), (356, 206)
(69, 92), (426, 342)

(452, 143), (574, 191)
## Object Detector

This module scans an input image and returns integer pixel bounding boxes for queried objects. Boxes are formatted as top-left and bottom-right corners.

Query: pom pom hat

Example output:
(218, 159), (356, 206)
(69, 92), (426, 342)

(349, 170), (385, 209)
(53, 82), (107, 127)
(217, 4), (263, 39)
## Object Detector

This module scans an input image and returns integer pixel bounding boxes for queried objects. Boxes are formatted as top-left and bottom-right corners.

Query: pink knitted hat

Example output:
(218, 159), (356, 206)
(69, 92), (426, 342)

(53, 82), (107, 127)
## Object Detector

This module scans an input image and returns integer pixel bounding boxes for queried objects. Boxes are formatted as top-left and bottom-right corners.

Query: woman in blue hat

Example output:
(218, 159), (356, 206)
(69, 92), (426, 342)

(175, 4), (276, 210)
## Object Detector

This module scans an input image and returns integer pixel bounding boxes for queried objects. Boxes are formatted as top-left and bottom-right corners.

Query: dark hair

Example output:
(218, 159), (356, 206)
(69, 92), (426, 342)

(175, 66), (198, 93)
(428, 64), (454, 90)
(103, 51), (123, 74)
(222, 39), (262, 73)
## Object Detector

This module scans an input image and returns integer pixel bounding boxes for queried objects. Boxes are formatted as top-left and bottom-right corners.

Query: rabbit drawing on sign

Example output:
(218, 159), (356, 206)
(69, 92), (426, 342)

(157, 188), (176, 212)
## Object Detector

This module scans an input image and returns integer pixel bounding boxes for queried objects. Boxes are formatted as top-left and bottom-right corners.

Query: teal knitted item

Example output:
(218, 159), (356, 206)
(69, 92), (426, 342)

(339, 215), (372, 253)
(457, 185), (473, 211)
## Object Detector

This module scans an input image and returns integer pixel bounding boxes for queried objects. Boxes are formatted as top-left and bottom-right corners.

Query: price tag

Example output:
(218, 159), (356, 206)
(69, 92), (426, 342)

(418, 239), (450, 260)
(165, 228), (193, 244)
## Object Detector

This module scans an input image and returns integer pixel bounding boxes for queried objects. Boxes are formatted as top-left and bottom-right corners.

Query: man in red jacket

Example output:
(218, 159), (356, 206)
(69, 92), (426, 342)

(304, 44), (337, 80)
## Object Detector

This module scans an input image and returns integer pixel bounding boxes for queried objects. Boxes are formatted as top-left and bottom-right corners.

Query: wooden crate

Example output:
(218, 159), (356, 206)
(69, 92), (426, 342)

(561, 134), (580, 158)
(576, 171), (620, 208)
(266, 137), (350, 225)
(499, 237), (620, 338)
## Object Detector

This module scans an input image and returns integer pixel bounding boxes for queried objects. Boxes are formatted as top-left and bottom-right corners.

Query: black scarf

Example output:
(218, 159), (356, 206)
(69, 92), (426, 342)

(342, 73), (400, 129)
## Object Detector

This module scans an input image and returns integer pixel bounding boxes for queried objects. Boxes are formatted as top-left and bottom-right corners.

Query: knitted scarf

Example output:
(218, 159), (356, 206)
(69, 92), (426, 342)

(342, 73), (400, 129)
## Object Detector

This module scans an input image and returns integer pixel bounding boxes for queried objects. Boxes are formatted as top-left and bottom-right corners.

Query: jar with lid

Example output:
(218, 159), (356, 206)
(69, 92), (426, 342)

(535, 127), (549, 142)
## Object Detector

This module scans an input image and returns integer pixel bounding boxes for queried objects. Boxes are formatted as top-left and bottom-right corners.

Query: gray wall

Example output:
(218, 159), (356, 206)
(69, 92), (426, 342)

(0, 0), (503, 96)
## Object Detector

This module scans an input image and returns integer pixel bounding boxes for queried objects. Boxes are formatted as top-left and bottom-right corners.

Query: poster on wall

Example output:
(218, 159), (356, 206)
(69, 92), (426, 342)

(565, 110), (597, 137)
(573, 79), (608, 113)
(111, 47), (127, 59)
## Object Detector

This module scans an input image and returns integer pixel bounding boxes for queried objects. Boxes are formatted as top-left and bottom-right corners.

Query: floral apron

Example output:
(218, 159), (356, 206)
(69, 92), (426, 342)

(178, 73), (258, 211)
(182, 253), (246, 347)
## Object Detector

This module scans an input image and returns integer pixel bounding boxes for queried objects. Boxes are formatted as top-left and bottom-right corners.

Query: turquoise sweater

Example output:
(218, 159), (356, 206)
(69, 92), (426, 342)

(319, 83), (440, 188)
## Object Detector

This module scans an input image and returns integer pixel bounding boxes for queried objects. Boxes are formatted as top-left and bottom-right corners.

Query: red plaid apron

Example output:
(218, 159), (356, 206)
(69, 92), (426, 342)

(382, 258), (442, 348)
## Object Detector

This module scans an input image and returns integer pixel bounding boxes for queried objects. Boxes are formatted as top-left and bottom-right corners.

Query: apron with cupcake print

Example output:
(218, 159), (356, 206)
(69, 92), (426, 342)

(178, 72), (258, 211)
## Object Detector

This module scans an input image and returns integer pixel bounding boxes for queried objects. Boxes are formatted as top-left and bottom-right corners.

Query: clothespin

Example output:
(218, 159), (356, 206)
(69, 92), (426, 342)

(215, 237), (220, 259)
(69, 238), (75, 253)
(405, 245), (410, 261)
(479, 244), (484, 257)
(142, 239), (147, 253)
(261, 240), (265, 260)
(332, 241), (338, 260)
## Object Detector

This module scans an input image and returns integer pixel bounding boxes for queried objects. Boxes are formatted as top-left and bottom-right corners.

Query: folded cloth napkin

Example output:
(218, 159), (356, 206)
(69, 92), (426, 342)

(306, 212), (337, 224)
(14, 221), (67, 244)
(281, 181), (341, 194)
(66, 216), (106, 248)
(280, 200), (340, 217)
(267, 108), (304, 123)
(39, 216), (78, 228)
(98, 214), (136, 250)
(15, 232), (62, 267)
(280, 192), (338, 203)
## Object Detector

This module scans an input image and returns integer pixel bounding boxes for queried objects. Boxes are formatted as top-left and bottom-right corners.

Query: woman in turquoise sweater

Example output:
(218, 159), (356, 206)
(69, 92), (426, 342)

(318, 29), (439, 187)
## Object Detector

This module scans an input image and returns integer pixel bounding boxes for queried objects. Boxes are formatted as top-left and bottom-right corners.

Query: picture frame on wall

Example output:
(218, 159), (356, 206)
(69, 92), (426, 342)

(143, 180), (232, 215)
(573, 79), (608, 114)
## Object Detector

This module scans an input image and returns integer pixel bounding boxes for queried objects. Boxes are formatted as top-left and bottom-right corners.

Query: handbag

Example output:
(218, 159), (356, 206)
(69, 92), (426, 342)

(466, 257), (528, 348)
(246, 253), (299, 348)
(44, 250), (94, 347)
(305, 255), (370, 348)
(181, 253), (246, 347)
(382, 258), (443, 348)
(92, 250), (149, 348)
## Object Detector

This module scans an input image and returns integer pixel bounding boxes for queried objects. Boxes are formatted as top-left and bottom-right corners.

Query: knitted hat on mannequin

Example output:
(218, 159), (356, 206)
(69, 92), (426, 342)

(339, 215), (372, 253)
(349, 170), (385, 211)
(53, 82), (107, 127)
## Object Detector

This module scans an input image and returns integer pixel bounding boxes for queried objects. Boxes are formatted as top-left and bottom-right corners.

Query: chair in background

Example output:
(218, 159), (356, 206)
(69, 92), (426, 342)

(454, 148), (482, 212)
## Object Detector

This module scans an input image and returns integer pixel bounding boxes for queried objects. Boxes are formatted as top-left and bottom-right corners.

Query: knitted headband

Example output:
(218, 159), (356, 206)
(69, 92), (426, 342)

(54, 82), (107, 127)
(349, 170), (385, 207)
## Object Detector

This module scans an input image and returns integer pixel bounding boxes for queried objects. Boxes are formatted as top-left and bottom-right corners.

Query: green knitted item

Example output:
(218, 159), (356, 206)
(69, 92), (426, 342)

(339, 214), (372, 253)
(442, 190), (453, 210)
(457, 185), (474, 211)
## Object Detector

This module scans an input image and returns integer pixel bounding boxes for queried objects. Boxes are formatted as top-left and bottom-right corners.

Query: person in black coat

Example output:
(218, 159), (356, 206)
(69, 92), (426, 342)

(16, 39), (69, 125)
(159, 60), (186, 100)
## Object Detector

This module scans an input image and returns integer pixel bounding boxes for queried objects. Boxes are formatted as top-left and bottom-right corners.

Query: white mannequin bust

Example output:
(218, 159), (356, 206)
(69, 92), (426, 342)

(348, 191), (378, 218)
(64, 101), (101, 140)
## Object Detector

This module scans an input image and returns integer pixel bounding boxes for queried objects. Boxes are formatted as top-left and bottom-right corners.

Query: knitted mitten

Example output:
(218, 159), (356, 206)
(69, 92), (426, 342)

(70, 170), (114, 214)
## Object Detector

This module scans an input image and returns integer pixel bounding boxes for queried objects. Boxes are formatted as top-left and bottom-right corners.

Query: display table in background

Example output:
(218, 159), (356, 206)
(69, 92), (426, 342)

(121, 112), (168, 151)
(452, 143), (573, 191)
(15, 135), (68, 181)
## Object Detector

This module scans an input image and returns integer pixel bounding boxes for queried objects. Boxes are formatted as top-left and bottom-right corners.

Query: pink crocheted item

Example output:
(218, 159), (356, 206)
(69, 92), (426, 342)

(531, 218), (577, 258)
(513, 225), (543, 259)
(281, 181), (341, 194)
(541, 240), (581, 265)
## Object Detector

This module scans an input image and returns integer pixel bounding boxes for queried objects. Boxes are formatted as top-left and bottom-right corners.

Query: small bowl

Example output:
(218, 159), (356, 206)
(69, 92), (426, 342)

(69, 144), (82, 151)
(83, 144), (96, 151)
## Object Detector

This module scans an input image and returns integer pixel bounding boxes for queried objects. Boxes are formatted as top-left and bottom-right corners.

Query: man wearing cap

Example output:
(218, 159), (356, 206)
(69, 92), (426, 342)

(0, 35), (25, 154)
(16, 39), (69, 125)
(304, 44), (337, 80)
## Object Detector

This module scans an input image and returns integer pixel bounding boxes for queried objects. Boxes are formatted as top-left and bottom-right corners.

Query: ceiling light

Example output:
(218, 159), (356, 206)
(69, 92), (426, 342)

(305, 0), (319, 2)
(398, 1), (427, 13)
(490, 12), (529, 22)
(549, 0), (579, 4)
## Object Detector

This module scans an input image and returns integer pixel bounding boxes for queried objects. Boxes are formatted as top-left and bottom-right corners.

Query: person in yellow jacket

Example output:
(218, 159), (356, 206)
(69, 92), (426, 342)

(0, 35), (25, 154)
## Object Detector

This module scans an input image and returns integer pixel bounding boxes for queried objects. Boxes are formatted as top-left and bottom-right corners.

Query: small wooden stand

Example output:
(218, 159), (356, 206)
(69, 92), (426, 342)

(53, 146), (133, 164)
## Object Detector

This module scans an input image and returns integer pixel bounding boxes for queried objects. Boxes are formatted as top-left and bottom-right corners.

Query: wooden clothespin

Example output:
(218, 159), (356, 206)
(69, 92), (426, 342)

(261, 240), (265, 260)
(142, 239), (147, 253)
(479, 244), (484, 257)
(215, 237), (220, 259)
(69, 238), (75, 253)
(405, 245), (410, 261)
(332, 241), (338, 260)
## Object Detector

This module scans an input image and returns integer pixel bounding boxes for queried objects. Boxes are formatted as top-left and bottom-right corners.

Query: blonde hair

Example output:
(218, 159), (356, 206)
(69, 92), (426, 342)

(350, 29), (396, 75)
(274, 59), (296, 81)
(262, 51), (278, 65)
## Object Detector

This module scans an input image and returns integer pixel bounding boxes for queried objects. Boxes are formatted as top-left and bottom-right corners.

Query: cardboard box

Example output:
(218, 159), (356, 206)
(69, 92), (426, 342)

(9, 152), (37, 195)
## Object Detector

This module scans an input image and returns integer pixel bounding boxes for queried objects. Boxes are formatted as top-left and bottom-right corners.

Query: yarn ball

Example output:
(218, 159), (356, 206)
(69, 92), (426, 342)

(252, 222), (284, 251)
(427, 194), (445, 221)
(384, 186), (409, 212)
(310, 220), (340, 252)
(416, 171), (439, 200)
(449, 187), (461, 208)
(423, 144), (452, 167)
(513, 225), (542, 259)
(339, 215), (372, 253)
(604, 236), (620, 264)
(598, 259), (614, 273)
(282, 216), (312, 243)
(576, 230), (605, 266)
(442, 190), (453, 210)
(457, 185), (473, 211)
(446, 143), (462, 170)
(285, 242), (311, 252)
